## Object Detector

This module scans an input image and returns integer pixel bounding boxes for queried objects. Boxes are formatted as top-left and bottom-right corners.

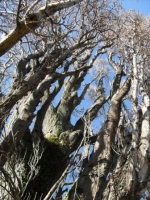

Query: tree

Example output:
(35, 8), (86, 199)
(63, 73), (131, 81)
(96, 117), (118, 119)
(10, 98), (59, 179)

(0, 0), (150, 199)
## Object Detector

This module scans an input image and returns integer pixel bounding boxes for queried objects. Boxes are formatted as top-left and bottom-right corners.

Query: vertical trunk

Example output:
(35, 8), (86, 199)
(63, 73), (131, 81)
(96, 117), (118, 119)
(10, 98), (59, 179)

(68, 77), (131, 200)
(131, 53), (139, 148)
(137, 60), (150, 186)
(138, 95), (150, 182)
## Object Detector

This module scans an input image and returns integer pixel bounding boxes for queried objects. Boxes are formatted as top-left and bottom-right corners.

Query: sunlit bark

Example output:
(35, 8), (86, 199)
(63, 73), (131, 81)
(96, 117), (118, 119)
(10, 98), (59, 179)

(1, 1), (150, 200)
(0, 0), (83, 56)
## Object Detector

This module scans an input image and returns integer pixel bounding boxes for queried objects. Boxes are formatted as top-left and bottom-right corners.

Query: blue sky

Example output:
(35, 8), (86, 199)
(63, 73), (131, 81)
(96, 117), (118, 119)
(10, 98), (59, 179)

(122, 0), (150, 15)
(69, 0), (150, 131)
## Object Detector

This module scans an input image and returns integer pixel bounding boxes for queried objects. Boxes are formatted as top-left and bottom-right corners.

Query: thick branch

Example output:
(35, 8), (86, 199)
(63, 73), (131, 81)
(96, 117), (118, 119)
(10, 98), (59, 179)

(68, 77), (131, 200)
(0, 0), (82, 56)
(0, 75), (57, 167)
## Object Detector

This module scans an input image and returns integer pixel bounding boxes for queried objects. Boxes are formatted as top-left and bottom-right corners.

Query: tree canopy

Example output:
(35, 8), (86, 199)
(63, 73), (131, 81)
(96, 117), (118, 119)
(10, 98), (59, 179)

(0, 0), (150, 199)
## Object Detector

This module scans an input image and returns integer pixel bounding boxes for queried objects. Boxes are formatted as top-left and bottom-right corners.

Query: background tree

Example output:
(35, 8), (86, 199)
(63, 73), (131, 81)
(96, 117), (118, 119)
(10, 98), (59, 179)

(0, 0), (150, 200)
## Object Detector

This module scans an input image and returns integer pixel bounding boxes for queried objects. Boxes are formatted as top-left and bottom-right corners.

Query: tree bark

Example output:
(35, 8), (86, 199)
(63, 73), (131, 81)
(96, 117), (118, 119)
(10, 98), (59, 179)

(0, 0), (83, 57)
(68, 77), (131, 200)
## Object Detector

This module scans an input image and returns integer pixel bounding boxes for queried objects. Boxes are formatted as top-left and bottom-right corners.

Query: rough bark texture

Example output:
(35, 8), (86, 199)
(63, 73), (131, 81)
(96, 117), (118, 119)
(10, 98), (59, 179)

(0, 1), (150, 200)
(0, 0), (82, 57)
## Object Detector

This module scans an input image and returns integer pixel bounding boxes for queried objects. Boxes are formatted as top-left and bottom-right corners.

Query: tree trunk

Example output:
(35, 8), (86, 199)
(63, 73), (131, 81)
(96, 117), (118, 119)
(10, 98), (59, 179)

(68, 77), (131, 200)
